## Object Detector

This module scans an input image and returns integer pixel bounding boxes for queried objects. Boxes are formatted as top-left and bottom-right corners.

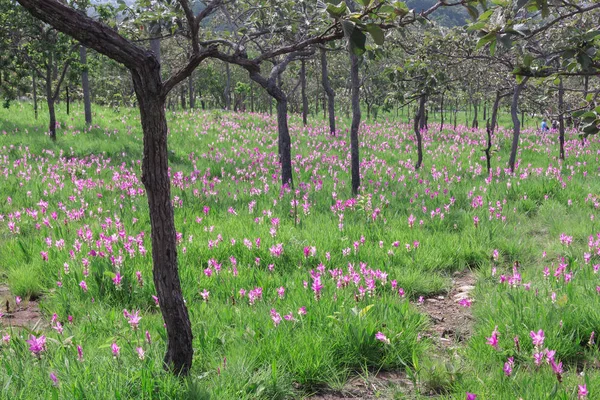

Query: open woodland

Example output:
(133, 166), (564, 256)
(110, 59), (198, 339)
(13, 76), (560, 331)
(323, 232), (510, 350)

(0, 0), (599, 398)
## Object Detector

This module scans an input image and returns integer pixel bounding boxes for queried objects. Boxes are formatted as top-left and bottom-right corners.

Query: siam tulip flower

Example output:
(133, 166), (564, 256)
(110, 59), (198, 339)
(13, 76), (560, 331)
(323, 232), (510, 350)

(136, 347), (145, 360)
(200, 289), (210, 301)
(123, 309), (141, 330)
(589, 331), (595, 346)
(50, 372), (59, 386)
(533, 352), (545, 366)
(2, 335), (10, 344)
(15, 296), (21, 306)
(111, 342), (120, 357)
(466, 393), (477, 400)
(77, 345), (84, 362)
(503, 360), (512, 376)
(578, 384), (588, 399)
(375, 332), (390, 344)
(152, 295), (159, 306)
(398, 288), (405, 297)
(79, 280), (88, 292)
(486, 326), (499, 350)
(418, 296), (424, 304)
(458, 298), (472, 308)
(26, 334), (46, 355)
(136, 271), (143, 287)
(530, 329), (545, 347)
(270, 309), (282, 326)
(145, 330), (152, 344)
(112, 272), (122, 288)
(297, 306), (307, 315)
(277, 286), (285, 299)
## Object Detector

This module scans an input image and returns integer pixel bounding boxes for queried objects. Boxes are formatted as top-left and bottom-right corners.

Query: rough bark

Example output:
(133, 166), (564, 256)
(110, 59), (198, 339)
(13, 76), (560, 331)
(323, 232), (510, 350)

(46, 51), (57, 141)
(490, 90), (501, 135)
(300, 59), (308, 126)
(349, 52), (361, 195)
(414, 95), (425, 170)
(471, 100), (478, 129)
(320, 48), (336, 135)
(558, 77), (565, 160)
(66, 85), (70, 115)
(509, 78), (529, 173)
(131, 66), (193, 375)
(80, 46), (92, 125)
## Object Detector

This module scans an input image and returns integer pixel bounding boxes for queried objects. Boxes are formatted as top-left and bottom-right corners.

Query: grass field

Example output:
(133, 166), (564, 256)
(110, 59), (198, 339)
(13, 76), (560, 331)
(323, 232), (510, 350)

(0, 101), (598, 399)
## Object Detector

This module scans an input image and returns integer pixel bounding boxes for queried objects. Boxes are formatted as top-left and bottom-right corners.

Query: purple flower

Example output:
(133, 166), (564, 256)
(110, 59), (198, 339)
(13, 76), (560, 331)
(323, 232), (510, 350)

(77, 345), (84, 362)
(486, 326), (499, 350)
(123, 309), (141, 330)
(578, 384), (588, 399)
(50, 372), (58, 386)
(530, 329), (545, 347)
(375, 332), (390, 345)
(466, 393), (477, 400)
(111, 342), (120, 357)
(79, 280), (88, 292)
(26, 334), (46, 355)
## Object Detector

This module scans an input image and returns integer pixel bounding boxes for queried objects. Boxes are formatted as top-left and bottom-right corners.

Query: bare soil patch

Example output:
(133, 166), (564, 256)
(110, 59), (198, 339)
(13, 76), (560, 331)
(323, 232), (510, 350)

(0, 285), (44, 329)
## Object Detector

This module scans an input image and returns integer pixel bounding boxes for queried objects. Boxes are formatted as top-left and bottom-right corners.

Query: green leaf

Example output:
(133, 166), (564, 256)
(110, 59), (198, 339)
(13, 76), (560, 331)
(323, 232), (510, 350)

(489, 38), (497, 57)
(367, 24), (385, 45)
(465, 5), (479, 20)
(358, 304), (374, 319)
(341, 20), (356, 39)
(326, 2), (347, 18)
(355, 0), (372, 7)
(478, 9), (494, 22)
(475, 32), (496, 51)
(523, 54), (533, 67)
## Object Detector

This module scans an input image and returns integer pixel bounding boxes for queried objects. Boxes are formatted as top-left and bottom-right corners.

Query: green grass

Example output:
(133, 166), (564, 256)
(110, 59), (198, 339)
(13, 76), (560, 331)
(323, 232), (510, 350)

(0, 100), (598, 399)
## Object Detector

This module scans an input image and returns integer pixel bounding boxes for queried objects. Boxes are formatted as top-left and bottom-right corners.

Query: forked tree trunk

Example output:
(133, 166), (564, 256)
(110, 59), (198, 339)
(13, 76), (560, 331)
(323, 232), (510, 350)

(349, 52), (361, 195)
(321, 48), (336, 135)
(131, 66), (193, 375)
(80, 46), (92, 125)
(509, 78), (529, 173)
(558, 77), (565, 160)
(300, 59), (308, 126)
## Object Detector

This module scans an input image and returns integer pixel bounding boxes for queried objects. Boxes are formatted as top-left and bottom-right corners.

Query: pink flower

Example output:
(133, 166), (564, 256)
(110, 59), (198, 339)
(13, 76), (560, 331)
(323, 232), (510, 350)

(79, 280), (88, 292)
(123, 309), (141, 330)
(375, 332), (390, 344)
(277, 286), (285, 299)
(26, 334), (46, 355)
(112, 272), (122, 287)
(503, 361), (512, 376)
(111, 342), (120, 357)
(77, 345), (84, 362)
(466, 393), (477, 400)
(458, 298), (472, 308)
(50, 372), (58, 386)
(486, 326), (499, 350)
(136, 347), (145, 360)
(297, 306), (307, 315)
(578, 384), (588, 399)
(530, 329), (545, 347)
(152, 295), (159, 306)
(200, 289), (210, 301)
(270, 309), (282, 326)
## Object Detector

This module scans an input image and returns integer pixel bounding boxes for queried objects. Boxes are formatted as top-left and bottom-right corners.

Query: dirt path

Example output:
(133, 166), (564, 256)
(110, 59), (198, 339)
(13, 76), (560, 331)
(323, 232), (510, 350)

(0, 285), (44, 329)
(420, 270), (476, 348)
(308, 271), (477, 399)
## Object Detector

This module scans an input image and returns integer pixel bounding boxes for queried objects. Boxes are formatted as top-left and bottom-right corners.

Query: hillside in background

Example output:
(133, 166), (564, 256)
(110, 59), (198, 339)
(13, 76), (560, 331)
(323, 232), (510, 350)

(407, 0), (470, 26)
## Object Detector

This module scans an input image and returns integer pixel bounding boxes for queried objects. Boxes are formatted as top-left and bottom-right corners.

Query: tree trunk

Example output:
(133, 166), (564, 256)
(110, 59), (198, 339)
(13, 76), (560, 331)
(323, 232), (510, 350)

(188, 74), (195, 109)
(350, 52), (361, 195)
(301, 59), (308, 126)
(46, 51), (56, 141)
(66, 85), (70, 115)
(439, 91), (444, 132)
(471, 100), (478, 129)
(509, 78), (529, 173)
(484, 121), (492, 174)
(250, 85), (254, 112)
(131, 67), (193, 375)
(321, 48), (336, 135)
(490, 90), (501, 136)
(224, 63), (231, 110)
(415, 95), (425, 170)
(32, 72), (38, 120)
(276, 98), (293, 187)
(558, 77), (565, 160)
(180, 84), (186, 109)
(80, 46), (92, 125)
